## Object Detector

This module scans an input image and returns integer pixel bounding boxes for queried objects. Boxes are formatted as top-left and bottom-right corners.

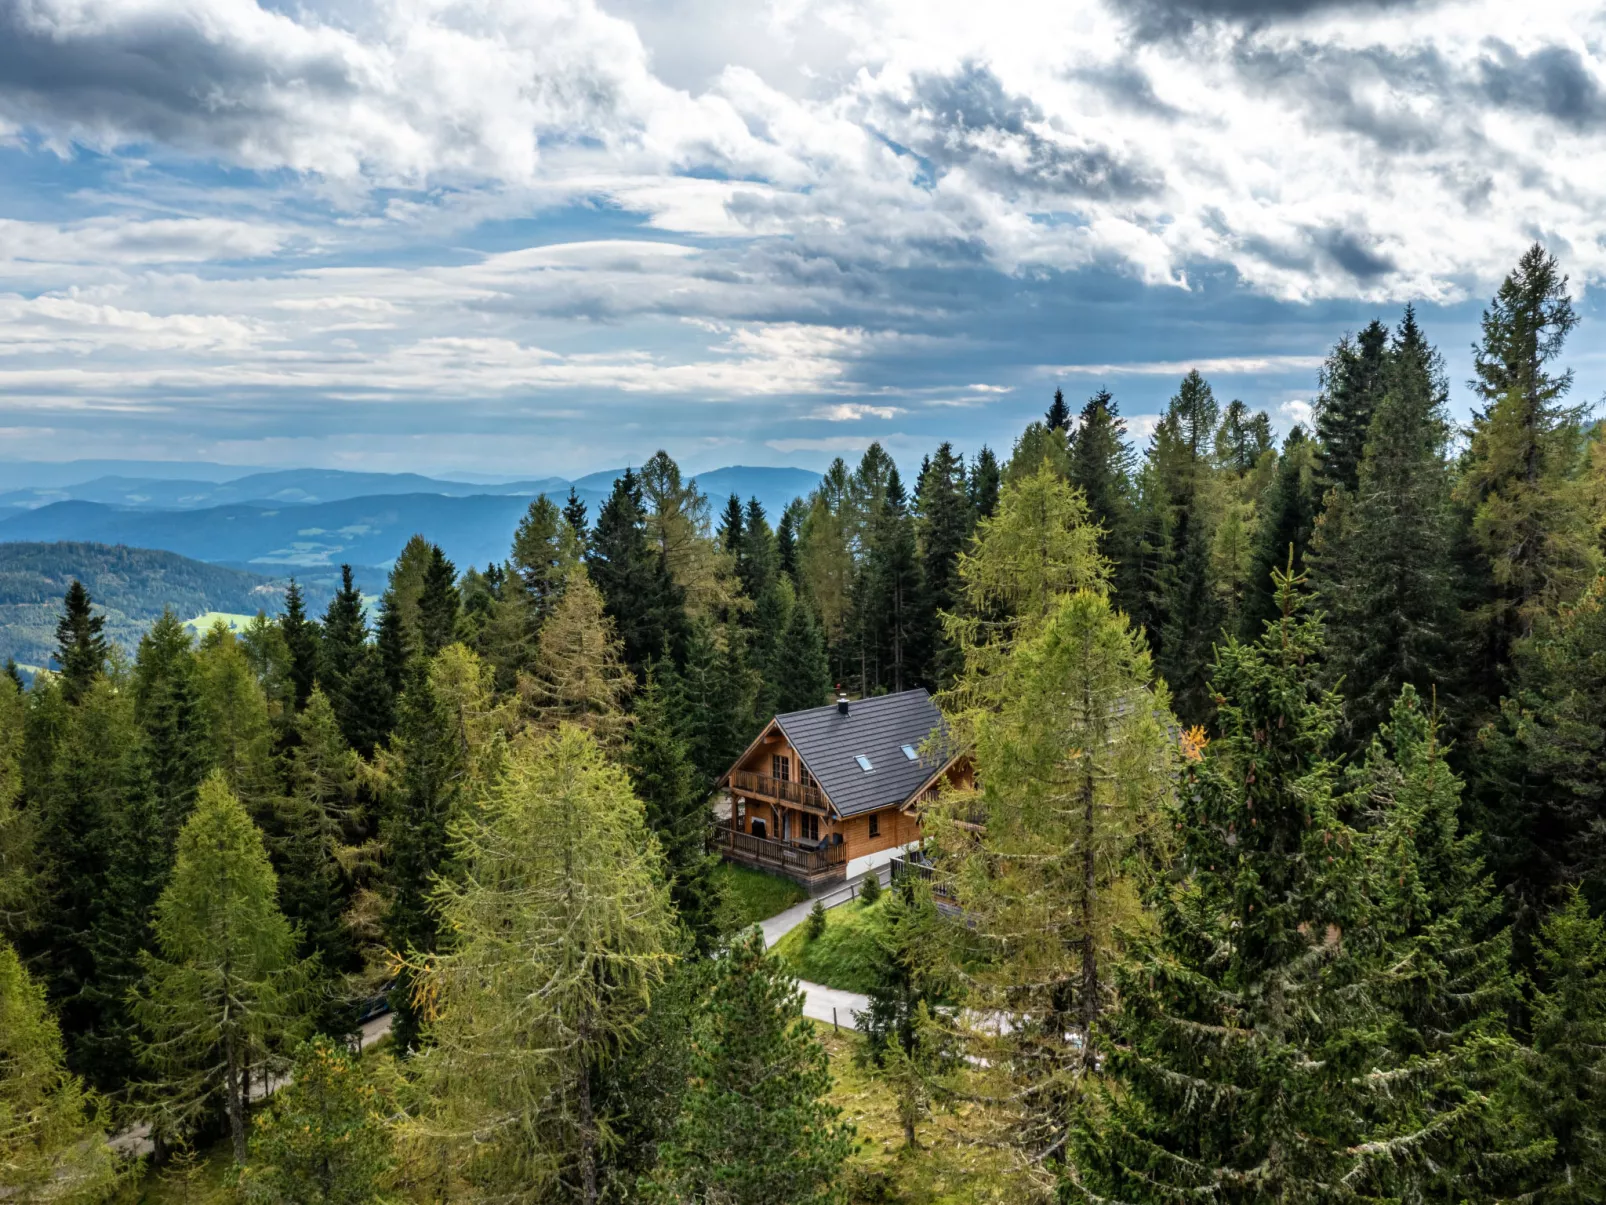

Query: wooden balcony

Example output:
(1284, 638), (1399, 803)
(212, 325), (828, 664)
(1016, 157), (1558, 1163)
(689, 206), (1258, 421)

(728, 769), (827, 814)
(718, 818), (847, 890)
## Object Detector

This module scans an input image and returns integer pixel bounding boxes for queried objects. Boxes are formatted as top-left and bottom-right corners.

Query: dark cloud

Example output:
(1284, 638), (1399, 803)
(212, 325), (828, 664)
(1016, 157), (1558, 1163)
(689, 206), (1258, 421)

(1316, 229), (1394, 279)
(0, 7), (357, 155)
(1125, 0), (1422, 40)
(900, 64), (1162, 201)
(1479, 43), (1606, 130)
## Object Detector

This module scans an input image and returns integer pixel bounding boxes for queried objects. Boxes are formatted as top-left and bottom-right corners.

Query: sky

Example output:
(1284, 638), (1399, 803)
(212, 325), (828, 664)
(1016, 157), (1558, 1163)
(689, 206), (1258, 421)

(1, 0), (1605, 480)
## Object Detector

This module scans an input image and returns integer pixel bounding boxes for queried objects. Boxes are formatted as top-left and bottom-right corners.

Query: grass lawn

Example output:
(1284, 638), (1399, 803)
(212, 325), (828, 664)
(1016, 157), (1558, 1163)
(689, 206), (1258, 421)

(772, 895), (891, 994)
(713, 861), (808, 928)
(184, 612), (256, 635)
(817, 1022), (1031, 1204)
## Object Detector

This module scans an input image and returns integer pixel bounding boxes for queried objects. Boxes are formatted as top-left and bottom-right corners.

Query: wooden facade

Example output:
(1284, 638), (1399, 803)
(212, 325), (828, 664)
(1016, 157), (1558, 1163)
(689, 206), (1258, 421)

(717, 691), (970, 892)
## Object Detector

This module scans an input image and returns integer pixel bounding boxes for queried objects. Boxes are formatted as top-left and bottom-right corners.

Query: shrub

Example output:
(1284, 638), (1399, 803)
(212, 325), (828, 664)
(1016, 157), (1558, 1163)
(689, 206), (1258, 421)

(806, 900), (828, 940)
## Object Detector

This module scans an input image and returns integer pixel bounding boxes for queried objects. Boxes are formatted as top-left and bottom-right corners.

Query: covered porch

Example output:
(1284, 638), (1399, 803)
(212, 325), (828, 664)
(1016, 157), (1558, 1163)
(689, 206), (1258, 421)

(716, 816), (848, 893)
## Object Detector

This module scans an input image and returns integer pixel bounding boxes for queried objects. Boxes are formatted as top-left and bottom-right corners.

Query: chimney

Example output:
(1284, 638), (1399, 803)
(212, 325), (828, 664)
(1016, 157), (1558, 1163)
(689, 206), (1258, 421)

(836, 685), (849, 716)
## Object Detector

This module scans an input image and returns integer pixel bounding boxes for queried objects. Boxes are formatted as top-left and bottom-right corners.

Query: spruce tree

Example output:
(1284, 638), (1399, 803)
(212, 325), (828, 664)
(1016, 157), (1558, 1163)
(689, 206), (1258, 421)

(651, 929), (851, 1204)
(738, 497), (778, 603)
(673, 619), (752, 791)
(1046, 387), (1072, 432)
(771, 598), (831, 714)
(564, 486), (590, 548)
(279, 580), (320, 712)
(317, 566), (377, 753)
(862, 466), (922, 692)
(776, 503), (800, 579)
(378, 661), (463, 1053)
(589, 469), (687, 673)
(628, 673), (720, 949)
(132, 610), (208, 858)
(916, 442), (971, 686)
(1315, 317), (1390, 495)
(1239, 426), (1320, 640)
(135, 773), (307, 1162)
(1068, 389), (1136, 598)
(417, 726), (676, 1204)
(1315, 306), (1459, 742)
(416, 544), (460, 658)
(279, 689), (361, 1033)
(968, 445), (1002, 520)
(1509, 888), (1606, 1203)
(52, 581), (108, 704)
(1070, 564), (1372, 1202)
(0, 670), (32, 938)
(241, 1035), (396, 1205)
(1457, 244), (1598, 700)
(0, 938), (117, 1200)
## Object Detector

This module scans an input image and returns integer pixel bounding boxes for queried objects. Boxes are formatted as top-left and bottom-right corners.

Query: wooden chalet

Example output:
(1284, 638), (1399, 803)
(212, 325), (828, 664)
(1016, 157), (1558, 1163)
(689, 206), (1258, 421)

(717, 687), (972, 892)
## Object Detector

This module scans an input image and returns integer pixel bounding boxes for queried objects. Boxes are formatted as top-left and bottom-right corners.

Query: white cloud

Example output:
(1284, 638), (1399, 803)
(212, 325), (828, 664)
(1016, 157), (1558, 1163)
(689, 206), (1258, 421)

(1045, 355), (1328, 377)
(809, 402), (903, 420)
(765, 434), (894, 453)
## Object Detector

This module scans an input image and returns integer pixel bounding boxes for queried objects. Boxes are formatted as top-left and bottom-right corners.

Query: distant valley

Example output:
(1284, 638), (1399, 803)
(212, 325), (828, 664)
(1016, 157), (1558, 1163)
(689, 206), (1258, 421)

(0, 462), (822, 670)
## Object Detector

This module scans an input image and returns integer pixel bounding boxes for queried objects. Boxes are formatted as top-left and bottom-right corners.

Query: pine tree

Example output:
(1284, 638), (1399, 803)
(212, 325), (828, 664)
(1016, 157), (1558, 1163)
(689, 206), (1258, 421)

(241, 1035), (396, 1205)
(52, 581), (108, 704)
(279, 580), (320, 713)
(1315, 306), (1459, 741)
(651, 929), (851, 1204)
(940, 589), (1175, 1165)
(771, 598), (831, 714)
(0, 938), (117, 1201)
(969, 445), (1002, 520)
(135, 773), (307, 1162)
(628, 672), (721, 950)
(1508, 888), (1606, 1204)
(416, 544), (460, 659)
(416, 726), (676, 1204)
(1457, 244), (1598, 701)
(1315, 318), (1390, 495)
(1046, 387), (1072, 432)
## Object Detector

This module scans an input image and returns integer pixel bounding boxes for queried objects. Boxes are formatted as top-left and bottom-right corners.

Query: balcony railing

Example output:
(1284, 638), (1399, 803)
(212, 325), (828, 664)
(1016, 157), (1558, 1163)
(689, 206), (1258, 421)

(729, 769), (826, 813)
(718, 818), (846, 881)
(890, 854), (959, 902)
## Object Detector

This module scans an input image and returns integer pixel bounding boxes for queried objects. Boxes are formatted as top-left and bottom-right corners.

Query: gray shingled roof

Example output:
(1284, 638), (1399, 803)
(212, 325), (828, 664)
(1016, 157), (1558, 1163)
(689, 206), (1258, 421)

(775, 688), (953, 819)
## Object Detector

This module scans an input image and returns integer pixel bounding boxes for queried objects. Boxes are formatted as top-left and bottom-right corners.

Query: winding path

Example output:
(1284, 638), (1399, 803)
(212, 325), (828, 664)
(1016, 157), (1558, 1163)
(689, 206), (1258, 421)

(758, 859), (903, 1032)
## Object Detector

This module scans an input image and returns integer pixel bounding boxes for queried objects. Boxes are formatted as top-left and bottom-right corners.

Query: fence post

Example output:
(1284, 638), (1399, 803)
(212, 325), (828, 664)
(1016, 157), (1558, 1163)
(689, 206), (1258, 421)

(833, 1007), (838, 1032)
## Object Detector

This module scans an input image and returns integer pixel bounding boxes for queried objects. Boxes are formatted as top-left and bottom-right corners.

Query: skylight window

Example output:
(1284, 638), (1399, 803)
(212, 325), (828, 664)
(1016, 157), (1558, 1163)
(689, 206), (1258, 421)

(901, 744), (918, 760)
(855, 754), (873, 772)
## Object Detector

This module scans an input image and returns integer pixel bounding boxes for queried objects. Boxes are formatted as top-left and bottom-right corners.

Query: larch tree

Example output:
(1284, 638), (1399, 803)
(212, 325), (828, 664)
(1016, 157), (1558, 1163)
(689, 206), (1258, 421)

(135, 773), (307, 1163)
(195, 621), (279, 817)
(641, 450), (741, 622)
(936, 589), (1175, 1177)
(525, 564), (634, 744)
(0, 938), (118, 1202)
(414, 725), (676, 1205)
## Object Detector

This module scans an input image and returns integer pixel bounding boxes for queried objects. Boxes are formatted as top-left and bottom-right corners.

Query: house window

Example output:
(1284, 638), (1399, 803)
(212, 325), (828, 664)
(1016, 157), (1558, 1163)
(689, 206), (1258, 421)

(800, 813), (819, 841)
(901, 744), (919, 760)
(771, 755), (790, 782)
(799, 765), (813, 789)
(868, 813), (880, 838)
(855, 754), (873, 772)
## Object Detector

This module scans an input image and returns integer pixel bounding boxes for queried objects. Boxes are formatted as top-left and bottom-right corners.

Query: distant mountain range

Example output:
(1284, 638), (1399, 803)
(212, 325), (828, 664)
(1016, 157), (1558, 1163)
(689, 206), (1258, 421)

(0, 463), (822, 572)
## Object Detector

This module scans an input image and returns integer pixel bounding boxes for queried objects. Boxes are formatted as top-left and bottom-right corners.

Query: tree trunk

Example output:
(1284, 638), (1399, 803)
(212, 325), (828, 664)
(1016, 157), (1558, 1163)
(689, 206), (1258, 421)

(578, 1048), (597, 1205)
(1079, 631), (1100, 1068)
(225, 1027), (248, 1164)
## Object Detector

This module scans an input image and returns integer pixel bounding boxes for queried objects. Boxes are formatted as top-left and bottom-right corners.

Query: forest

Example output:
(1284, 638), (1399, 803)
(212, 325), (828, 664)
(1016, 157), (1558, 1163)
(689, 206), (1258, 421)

(3, 242), (1605, 1203)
